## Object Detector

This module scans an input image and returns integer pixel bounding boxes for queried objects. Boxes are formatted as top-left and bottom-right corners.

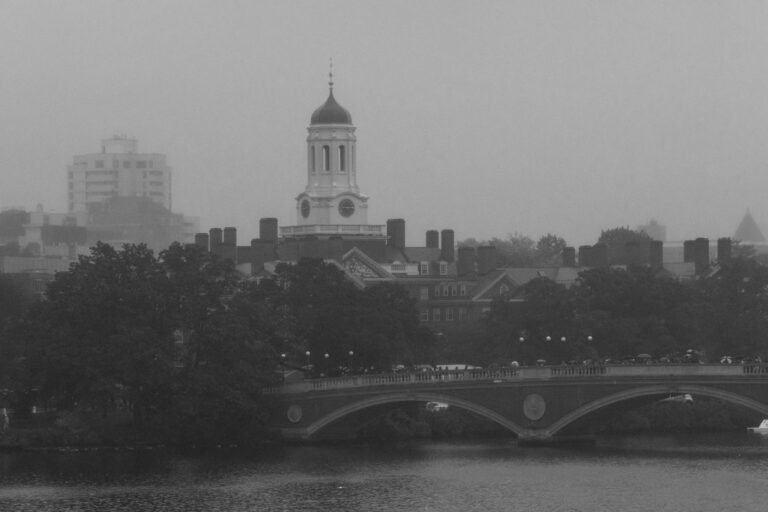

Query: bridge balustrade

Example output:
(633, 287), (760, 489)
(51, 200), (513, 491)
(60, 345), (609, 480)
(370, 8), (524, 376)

(263, 363), (768, 395)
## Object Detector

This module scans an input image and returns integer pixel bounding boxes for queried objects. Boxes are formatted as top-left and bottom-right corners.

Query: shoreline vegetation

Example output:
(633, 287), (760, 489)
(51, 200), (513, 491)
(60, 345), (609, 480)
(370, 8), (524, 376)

(4, 241), (768, 452)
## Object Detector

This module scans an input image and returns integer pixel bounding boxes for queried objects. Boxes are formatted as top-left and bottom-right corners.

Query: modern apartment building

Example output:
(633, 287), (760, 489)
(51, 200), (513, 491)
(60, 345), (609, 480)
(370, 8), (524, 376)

(67, 135), (172, 214)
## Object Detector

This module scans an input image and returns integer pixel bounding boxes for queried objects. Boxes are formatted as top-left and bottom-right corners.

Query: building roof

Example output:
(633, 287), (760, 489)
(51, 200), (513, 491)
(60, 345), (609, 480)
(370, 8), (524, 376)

(402, 246), (442, 263)
(310, 90), (352, 125)
(734, 209), (765, 243)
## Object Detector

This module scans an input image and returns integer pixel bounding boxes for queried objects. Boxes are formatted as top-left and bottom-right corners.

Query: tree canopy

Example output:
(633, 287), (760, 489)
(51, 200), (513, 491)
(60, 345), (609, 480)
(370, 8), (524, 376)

(460, 233), (568, 267)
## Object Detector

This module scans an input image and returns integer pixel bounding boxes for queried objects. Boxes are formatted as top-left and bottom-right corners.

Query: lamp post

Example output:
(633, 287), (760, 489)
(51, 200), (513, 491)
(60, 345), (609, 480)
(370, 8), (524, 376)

(305, 350), (311, 375)
(348, 350), (354, 374)
(324, 353), (330, 377)
(280, 352), (286, 381)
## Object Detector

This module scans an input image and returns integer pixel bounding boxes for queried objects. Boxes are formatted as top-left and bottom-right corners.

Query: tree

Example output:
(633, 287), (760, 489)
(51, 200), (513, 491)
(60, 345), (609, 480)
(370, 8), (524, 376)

(597, 227), (652, 245)
(26, 242), (172, 421)
(266, 258), (427, 373)
(535, 234), (567, 266)
(19, 242), (274, 443)
(459, 232), (568, 267)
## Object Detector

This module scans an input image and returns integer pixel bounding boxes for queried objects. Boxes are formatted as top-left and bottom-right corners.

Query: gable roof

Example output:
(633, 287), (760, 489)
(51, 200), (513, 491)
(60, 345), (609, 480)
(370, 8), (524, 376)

(471, 267), (587, 301)
(340, 246), (394, 283)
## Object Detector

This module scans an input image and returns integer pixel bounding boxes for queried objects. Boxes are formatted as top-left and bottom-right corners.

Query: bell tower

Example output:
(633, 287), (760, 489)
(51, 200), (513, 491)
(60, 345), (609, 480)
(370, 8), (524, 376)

(296, 67), (368, 226)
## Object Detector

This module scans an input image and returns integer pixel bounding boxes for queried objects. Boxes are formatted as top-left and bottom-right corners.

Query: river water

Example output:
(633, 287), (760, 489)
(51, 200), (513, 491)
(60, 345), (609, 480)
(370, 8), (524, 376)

(1, 433), (767, 511)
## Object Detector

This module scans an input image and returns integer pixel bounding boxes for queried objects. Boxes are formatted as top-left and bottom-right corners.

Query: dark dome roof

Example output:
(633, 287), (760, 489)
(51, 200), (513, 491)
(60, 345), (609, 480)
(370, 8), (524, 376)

(310, 90), (352, 125)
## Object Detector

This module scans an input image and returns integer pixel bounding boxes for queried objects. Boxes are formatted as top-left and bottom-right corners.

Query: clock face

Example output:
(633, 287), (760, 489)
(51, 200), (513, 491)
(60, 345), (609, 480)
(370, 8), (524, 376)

(338, 199), (355, 218)
(300, 199), (310, 218)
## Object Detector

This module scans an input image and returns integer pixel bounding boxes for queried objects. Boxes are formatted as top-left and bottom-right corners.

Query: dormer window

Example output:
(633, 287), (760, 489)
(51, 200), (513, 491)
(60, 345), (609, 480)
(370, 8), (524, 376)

(499, 284), (510, 295)
(420, 262), (429, 275)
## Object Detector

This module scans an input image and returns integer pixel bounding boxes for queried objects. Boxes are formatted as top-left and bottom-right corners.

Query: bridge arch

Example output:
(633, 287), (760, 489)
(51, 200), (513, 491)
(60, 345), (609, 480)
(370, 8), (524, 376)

(544, 384), (768, 438)
(303, 391), (528, 438)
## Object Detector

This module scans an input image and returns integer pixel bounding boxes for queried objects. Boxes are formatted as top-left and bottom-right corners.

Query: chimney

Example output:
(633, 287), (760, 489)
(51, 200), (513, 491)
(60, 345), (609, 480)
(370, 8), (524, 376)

(578, 245), (593, 267)
(194, 233), (209, 251)
(426, 230), (439, 249)
(694, 237), (709, 275)
(457, 246), (476, 276)
(250, 238), (275, 274)
(260, 217), (278, 242)
(209, 228), (223, 247)
(223, 227), (237, 246)
(477, 245), (497, 275)
(440, 229), (455, 263)
(387, 218), (406, 249)
(650, 240), (663, 269)
(717, 237), (732, 264)
(562, 246), (576, 267)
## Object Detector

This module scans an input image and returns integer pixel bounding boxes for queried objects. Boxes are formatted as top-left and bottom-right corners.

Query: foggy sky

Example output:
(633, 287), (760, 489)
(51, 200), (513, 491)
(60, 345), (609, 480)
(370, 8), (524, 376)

(2, 0), (767, 247)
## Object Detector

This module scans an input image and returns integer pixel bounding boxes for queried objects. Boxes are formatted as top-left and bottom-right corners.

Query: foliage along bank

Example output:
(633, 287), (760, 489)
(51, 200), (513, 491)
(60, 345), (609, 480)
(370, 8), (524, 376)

(0, 243), (433, 447)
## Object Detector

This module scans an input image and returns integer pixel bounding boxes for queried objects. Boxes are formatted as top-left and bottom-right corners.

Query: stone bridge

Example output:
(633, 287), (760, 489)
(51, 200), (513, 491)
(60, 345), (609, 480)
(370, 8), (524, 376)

(263, 364), (768, 442)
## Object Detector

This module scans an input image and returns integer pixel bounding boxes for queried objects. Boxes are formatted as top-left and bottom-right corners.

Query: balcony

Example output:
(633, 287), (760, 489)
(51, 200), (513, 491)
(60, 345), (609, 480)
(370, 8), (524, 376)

(280, 224), (386, 238)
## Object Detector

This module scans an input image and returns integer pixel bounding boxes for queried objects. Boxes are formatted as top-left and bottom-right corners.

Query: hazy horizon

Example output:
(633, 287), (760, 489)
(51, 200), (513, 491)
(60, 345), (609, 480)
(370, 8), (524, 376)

(2, 1), (767, 247)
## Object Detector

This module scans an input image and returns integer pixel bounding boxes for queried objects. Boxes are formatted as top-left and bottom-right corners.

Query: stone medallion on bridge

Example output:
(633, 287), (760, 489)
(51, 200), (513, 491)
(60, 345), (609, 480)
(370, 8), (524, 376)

(287, 405), (303, 423)
(523, 393), (546, 421)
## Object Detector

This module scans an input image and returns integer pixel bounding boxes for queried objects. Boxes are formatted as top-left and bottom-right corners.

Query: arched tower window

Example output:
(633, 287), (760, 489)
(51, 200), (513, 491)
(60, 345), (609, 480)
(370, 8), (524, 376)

(338, 145), (346, 172)
(322, 145), (330, 172)
(310, 146), (316, 173)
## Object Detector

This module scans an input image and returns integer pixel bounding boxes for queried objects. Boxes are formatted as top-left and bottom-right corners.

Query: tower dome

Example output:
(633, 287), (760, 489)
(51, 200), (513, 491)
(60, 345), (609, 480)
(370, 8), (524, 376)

(310, 89), (352, 125)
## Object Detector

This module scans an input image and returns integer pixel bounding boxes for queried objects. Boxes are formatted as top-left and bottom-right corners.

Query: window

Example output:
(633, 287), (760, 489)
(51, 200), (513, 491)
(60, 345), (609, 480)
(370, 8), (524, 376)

(310, 146), (316, 172)
(451, 286), (457, 296)
(419, 310), (429, 322)
(432, 308), (441, 322)
(442, 286), (449, 297)
(338, 145), (346, 172)
(446, 308), (454, 321)
(322, 145), (330, 171)
(458, 308), (467, 321)
(112, 160), (119, 169)
(136, 161), (147, 169)
(419, 287), (429, 300)
(439, 261), (448, 275)
(123, 160), (131, 168)
(420, 262), (429, 275)
(434, 285), (440, 297)
(459, 284), (467, 296)
(499, 284), (510, 295)
(95, 160), (104, 169)
(148, 160), (154, 168)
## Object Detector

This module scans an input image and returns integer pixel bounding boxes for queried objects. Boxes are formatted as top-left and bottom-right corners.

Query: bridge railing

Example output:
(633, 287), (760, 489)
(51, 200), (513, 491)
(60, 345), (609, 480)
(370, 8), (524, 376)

(262, 363), (768, 394)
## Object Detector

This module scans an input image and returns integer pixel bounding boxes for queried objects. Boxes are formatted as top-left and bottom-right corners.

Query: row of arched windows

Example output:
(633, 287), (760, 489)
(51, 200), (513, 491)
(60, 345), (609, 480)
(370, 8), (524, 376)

(309, 144), (353, 173)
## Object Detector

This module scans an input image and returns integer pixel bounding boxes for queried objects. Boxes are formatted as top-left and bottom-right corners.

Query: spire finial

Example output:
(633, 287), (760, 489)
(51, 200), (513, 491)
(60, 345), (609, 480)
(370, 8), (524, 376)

(328, 58), (334, 91)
